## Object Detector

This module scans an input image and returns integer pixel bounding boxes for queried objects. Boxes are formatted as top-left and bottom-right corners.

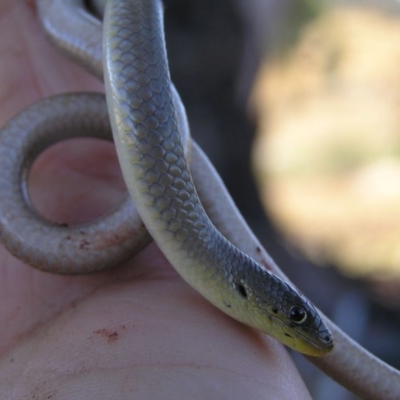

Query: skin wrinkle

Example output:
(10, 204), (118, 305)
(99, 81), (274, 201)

(50, 139), (123, 183)
(29, 139), (126, 225)
(105, 363), (280, 392)
(0, 6), (37, 123)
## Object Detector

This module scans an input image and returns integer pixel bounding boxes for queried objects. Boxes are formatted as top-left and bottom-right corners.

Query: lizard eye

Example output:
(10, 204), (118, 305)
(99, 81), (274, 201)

(289, 306), (308, 324)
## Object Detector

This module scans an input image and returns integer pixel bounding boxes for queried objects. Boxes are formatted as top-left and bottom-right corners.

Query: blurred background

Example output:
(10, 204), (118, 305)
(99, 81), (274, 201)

(163, 0), (400, 398)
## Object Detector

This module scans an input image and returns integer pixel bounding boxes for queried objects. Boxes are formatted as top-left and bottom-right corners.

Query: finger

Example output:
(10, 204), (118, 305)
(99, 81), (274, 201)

(0, 0), (125, 353)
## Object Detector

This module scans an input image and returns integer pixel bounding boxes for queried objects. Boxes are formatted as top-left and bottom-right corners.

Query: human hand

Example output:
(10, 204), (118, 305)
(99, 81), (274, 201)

(0, 1), (311, 398)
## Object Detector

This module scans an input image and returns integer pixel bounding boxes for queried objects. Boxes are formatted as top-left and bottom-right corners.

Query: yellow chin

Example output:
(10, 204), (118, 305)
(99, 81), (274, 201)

(277, 325), (334, 356)
(290, 336), (334, 356)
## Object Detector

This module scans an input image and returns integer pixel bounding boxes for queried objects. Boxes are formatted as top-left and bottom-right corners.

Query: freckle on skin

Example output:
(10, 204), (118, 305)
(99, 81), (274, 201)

(79, 240), (90, 249)
(93, 328), (120, 343)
